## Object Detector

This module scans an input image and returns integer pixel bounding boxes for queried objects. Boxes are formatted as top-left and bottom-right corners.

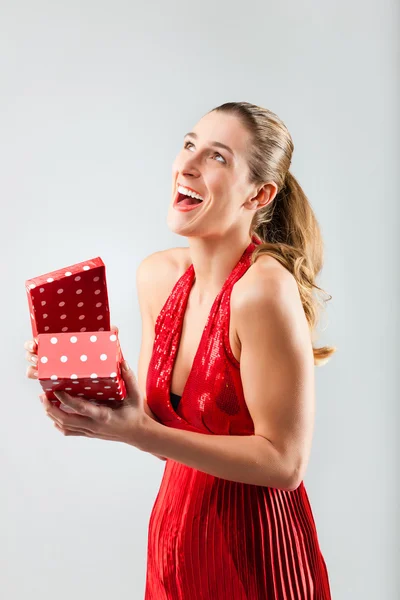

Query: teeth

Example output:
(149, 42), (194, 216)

(177, 185), (204, 201)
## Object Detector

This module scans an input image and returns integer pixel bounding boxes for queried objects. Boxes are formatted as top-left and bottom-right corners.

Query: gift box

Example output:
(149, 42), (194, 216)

(25, 257), (110, 338)
(37, 329), (126, 411)
(25, 257), (126, 410)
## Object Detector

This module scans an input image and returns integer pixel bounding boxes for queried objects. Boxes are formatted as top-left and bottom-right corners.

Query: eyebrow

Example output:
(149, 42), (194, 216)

(183, 131), (235, 156)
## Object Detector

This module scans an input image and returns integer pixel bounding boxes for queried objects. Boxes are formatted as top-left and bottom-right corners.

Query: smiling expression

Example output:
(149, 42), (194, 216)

(168, 110), (262, 237)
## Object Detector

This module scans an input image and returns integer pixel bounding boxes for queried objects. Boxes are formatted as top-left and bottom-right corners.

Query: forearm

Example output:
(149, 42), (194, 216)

(134, 417), (293, 489)
(143, 401), (167, 461)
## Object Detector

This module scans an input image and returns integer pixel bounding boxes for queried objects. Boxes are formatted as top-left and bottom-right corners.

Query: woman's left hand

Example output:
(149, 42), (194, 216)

(41, 360), (149, 448)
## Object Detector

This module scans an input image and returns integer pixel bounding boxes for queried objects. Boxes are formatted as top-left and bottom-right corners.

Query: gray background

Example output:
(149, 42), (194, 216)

(1, 1), (398, 598)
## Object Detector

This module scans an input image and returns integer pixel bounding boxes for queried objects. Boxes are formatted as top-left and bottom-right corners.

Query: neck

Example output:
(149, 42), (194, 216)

(186, 231), (253, 306)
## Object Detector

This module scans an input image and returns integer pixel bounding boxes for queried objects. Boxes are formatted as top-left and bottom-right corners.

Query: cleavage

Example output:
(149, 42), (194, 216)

(170, 299), (213, 397)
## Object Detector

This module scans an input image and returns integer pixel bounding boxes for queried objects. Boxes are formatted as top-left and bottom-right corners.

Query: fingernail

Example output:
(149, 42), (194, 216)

(31, 356), (38, 364)
(122, 360), (129, 371)
(33, 371), (38, 377)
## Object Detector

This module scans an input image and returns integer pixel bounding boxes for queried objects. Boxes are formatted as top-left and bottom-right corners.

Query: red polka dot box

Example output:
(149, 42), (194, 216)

(25, 257), (126, 411)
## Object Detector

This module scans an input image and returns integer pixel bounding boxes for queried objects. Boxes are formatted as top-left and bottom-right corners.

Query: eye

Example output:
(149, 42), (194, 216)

(183, 141), (226, 164)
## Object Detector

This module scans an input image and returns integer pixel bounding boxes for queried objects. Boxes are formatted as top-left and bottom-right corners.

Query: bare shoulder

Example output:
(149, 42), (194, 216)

(231, 253), (303, 325)
(136, 246), (189, 280)
(136, 247), (191, 325)
(231, 251), (311, 365)
(236, 254), (296, 298)
(165, 246), (191, 268)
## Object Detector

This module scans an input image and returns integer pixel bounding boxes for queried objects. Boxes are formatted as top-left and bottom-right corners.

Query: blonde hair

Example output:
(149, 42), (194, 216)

(210, 102), (337, 366)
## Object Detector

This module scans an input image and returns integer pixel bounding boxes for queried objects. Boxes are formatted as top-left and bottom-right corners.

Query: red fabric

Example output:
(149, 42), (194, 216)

(145, 235), (331, 599)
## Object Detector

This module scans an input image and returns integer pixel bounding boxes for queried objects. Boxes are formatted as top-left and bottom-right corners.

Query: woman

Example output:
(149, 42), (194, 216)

(25, 101), (335, 599)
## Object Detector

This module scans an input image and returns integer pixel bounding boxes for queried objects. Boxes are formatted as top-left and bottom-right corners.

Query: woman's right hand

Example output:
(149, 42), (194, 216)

(23, 328), (166, 462)
(24, 338), (38, 380)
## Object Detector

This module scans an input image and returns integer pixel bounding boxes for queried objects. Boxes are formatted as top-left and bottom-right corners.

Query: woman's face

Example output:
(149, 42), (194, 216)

(167, 111), (267, 239)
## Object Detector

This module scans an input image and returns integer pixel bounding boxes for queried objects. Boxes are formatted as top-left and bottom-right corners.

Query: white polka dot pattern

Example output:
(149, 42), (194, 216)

(36, 329), (126, 408)
(26, 258), (121, 408)
(25, 258), (110, 338)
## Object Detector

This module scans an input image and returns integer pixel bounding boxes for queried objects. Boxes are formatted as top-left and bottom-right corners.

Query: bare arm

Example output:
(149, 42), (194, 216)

(136, 251), (173, 461)
(137, 420), (292, 488)
(133, 264), (315, 489)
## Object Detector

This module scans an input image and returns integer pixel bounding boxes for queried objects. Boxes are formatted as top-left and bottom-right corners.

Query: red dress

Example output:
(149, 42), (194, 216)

(145, 235), (331, 599)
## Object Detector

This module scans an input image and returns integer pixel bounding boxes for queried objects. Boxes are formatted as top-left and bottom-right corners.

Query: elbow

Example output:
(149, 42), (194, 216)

(257, 437), (304, 491)
(284, 459), (306, 491)
(285, 474), (302, 492)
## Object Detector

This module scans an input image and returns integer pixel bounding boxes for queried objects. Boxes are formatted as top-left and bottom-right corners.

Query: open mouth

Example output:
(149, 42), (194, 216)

(174, 191), (204, 207)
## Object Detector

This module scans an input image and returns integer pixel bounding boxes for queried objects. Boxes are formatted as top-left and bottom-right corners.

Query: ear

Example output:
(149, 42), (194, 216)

(255, 181), (278, 208)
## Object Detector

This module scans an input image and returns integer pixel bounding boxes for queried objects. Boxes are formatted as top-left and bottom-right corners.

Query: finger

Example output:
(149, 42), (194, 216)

(43, 395), (95, 428)
(53, 422), (82, 436)
(52, 421), (95, 437)
(42, 396), (80, 424)
(53, 391), (111, 424)
(111, 324), (119, 334)
(25, 350), (38, 365)
(24, 340), (37, 352)
(120, 360), (141, 399)
(52, 422), (105, 438)
(26, 365), (38, 379)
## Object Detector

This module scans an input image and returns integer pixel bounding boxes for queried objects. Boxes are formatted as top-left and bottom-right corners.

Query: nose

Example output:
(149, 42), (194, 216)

(178, 147), (202, 173)
(174, 166), (200, 189)
(172, 151), (202, 185)
(181, 158), (200, 174)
